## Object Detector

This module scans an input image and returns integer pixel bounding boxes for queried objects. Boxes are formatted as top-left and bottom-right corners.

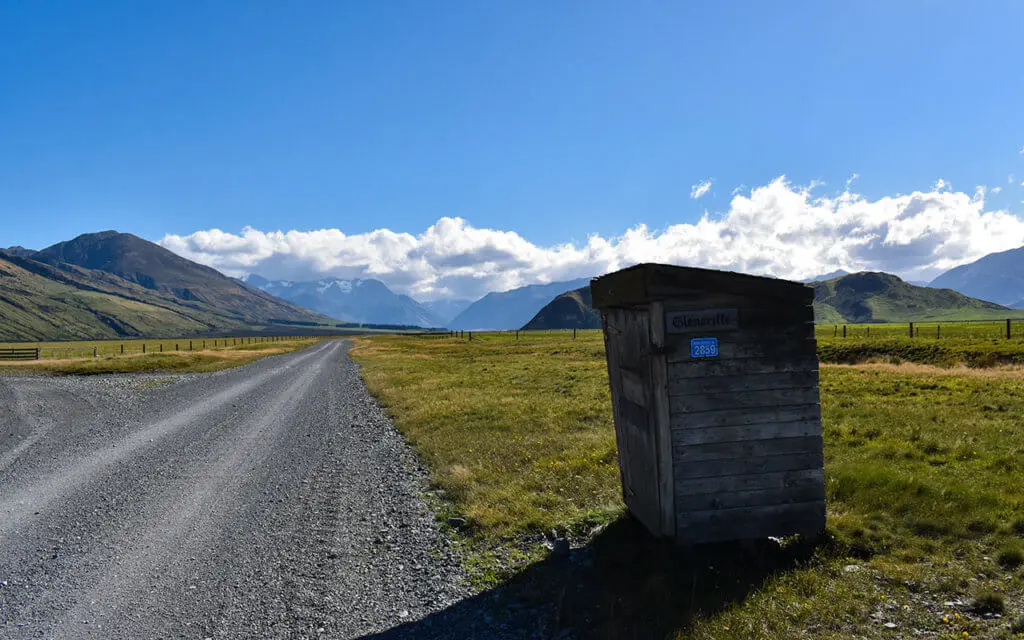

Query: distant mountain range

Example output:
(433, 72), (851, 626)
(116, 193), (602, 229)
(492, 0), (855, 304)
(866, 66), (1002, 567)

(7, 230), (1024, 342)
(929, 246), (1024, 308)
(448, 277), (592, 330)
(802, 269), (849, 283)
(0, 231), (338, 342)
(421, 298), (473, 325)
(245, 275), (442, 327)
(521, 271), (1014, 330)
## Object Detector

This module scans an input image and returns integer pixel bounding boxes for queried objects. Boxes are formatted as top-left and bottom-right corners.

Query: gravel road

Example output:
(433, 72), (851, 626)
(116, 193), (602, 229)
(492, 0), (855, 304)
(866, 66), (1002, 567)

(0, 340), (473, 639)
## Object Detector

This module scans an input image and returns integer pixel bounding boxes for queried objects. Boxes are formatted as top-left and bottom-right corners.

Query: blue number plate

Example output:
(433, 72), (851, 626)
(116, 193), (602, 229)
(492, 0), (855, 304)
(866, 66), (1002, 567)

(690, 337), (719, 359)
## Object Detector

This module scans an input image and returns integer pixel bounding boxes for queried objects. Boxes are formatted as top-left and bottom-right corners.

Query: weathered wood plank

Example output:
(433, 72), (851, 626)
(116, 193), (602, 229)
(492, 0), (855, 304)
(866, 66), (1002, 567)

(670, 387), (820, 414)
(607, 308), (663, 536)
(676, 501), (826, 544)
(648, 300), (676, 537)
(669, 371), (819, 396)
(620, 369), (646, 407)
(666, 336), (817, 363)
(591, 264), (813, 310)
(673, 419), (822, 446)
(664, 304), (815, 332)
(601, 308), (631, 504)
(675, 468), (825, 497)
(676, 482), (826, 513)
(669, 356), (819, 380)
(663, 295), (794, 312)
(647, 264), (813, 304)
(665, 324), (815, 346)
(674, 450), (823, 480)
(673, 435), (822, 463)
(672, 403), (821, 430)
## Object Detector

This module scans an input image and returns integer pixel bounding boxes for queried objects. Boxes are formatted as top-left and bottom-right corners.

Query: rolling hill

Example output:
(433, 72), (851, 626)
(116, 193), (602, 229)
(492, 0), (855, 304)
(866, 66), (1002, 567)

(246, 275), (441, 327)
(811, 271), (1013, 323)
(522, 287), (601, 330)
(0, 232), (338, 342)
(448, 277), (592, 330)
(515, 271), (1016, 331)
(929, 246), (1024, 307)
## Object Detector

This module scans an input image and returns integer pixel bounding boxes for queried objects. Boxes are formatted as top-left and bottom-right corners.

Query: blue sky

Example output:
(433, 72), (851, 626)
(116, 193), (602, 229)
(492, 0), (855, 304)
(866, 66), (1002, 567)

(4, 2), (1024, 298)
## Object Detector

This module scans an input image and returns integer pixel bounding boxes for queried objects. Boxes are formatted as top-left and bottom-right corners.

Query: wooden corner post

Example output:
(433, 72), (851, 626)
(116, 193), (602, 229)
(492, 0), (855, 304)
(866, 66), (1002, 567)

(648, 301), (676, 537)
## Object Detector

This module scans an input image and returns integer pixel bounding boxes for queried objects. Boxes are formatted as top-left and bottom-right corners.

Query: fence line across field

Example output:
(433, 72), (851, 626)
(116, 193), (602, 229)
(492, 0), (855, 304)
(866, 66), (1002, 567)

(819, 318), (1024, 341)
(419, 320), (1024, 343)
(0, 335), (315, 362)
(0, 347), (41, 361)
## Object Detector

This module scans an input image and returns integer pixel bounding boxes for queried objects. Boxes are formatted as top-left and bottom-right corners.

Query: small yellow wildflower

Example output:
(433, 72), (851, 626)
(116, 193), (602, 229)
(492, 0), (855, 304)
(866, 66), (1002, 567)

(963, 632), (970, 638)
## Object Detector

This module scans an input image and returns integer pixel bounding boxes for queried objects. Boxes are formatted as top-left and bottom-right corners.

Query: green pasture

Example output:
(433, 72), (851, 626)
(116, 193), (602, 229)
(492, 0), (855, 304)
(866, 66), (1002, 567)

(352, 330), (1024, 639)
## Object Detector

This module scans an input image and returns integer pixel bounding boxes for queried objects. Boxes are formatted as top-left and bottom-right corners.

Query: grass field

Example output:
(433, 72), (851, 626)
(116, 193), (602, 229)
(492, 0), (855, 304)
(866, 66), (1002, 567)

(351, 330), (1024, 639)
(816, 321), (1024, 367)
(816, 320), (1024, 341)
(0, 335), (322, 374)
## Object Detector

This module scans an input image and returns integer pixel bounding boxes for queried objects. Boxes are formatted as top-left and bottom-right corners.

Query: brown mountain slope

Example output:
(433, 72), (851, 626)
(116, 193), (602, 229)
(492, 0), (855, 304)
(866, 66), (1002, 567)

(32, 231), (326, 325)
(0, 233), (339, 341)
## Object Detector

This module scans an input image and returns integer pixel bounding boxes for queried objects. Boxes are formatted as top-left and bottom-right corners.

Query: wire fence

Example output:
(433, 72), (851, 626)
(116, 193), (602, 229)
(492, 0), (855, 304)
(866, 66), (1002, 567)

(420, 321), (1024, 345)
(417, 329), (600, 342)
(0, 335), (316, 361)
(815, 319), (1024, 342)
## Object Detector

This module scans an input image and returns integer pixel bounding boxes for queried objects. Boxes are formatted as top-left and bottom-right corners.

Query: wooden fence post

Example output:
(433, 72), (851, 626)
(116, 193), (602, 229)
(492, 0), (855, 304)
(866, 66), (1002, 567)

(120, 344), (124, 355)
(93, 346), (97, 358)
(1007, 318), (1012, 340)
(573, 328), (577, 340)
(937, 325), (940, 339)
(842, 325), (846, 338)
(190, 340), (193, 351)
(833, 325), (837, 337)
(143, 344), (146, 354)
(160, 344), (163, 352)
(909, 322), (914, 338)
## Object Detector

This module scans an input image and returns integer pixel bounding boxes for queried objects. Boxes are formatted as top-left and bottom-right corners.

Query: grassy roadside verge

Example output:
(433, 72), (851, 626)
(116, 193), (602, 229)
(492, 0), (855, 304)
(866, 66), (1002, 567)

(351, 332), (1024, 639)
(0, 337), (322, 375)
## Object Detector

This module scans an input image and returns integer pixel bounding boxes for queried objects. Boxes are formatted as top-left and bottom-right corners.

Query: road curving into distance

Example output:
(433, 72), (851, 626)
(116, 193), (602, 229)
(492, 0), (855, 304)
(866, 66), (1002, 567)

(0, 340), (468, 639)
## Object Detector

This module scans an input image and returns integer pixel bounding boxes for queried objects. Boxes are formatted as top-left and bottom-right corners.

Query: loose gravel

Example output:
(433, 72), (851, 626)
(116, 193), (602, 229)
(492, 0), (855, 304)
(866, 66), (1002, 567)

(0, 340), (483, 639)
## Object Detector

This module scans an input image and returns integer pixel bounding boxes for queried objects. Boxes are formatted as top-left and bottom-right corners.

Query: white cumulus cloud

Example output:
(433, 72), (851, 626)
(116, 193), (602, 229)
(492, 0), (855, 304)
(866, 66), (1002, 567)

(160, 176), (1024, 301)
(690, 179), (713, 199)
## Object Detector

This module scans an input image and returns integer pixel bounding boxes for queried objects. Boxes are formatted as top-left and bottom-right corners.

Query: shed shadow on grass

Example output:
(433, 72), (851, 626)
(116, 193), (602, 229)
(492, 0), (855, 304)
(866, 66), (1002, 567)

(360, 516), (823, 640)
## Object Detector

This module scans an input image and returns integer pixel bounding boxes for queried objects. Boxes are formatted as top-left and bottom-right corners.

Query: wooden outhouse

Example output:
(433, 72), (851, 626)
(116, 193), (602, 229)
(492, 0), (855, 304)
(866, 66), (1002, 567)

(590, 263), (825, 544)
